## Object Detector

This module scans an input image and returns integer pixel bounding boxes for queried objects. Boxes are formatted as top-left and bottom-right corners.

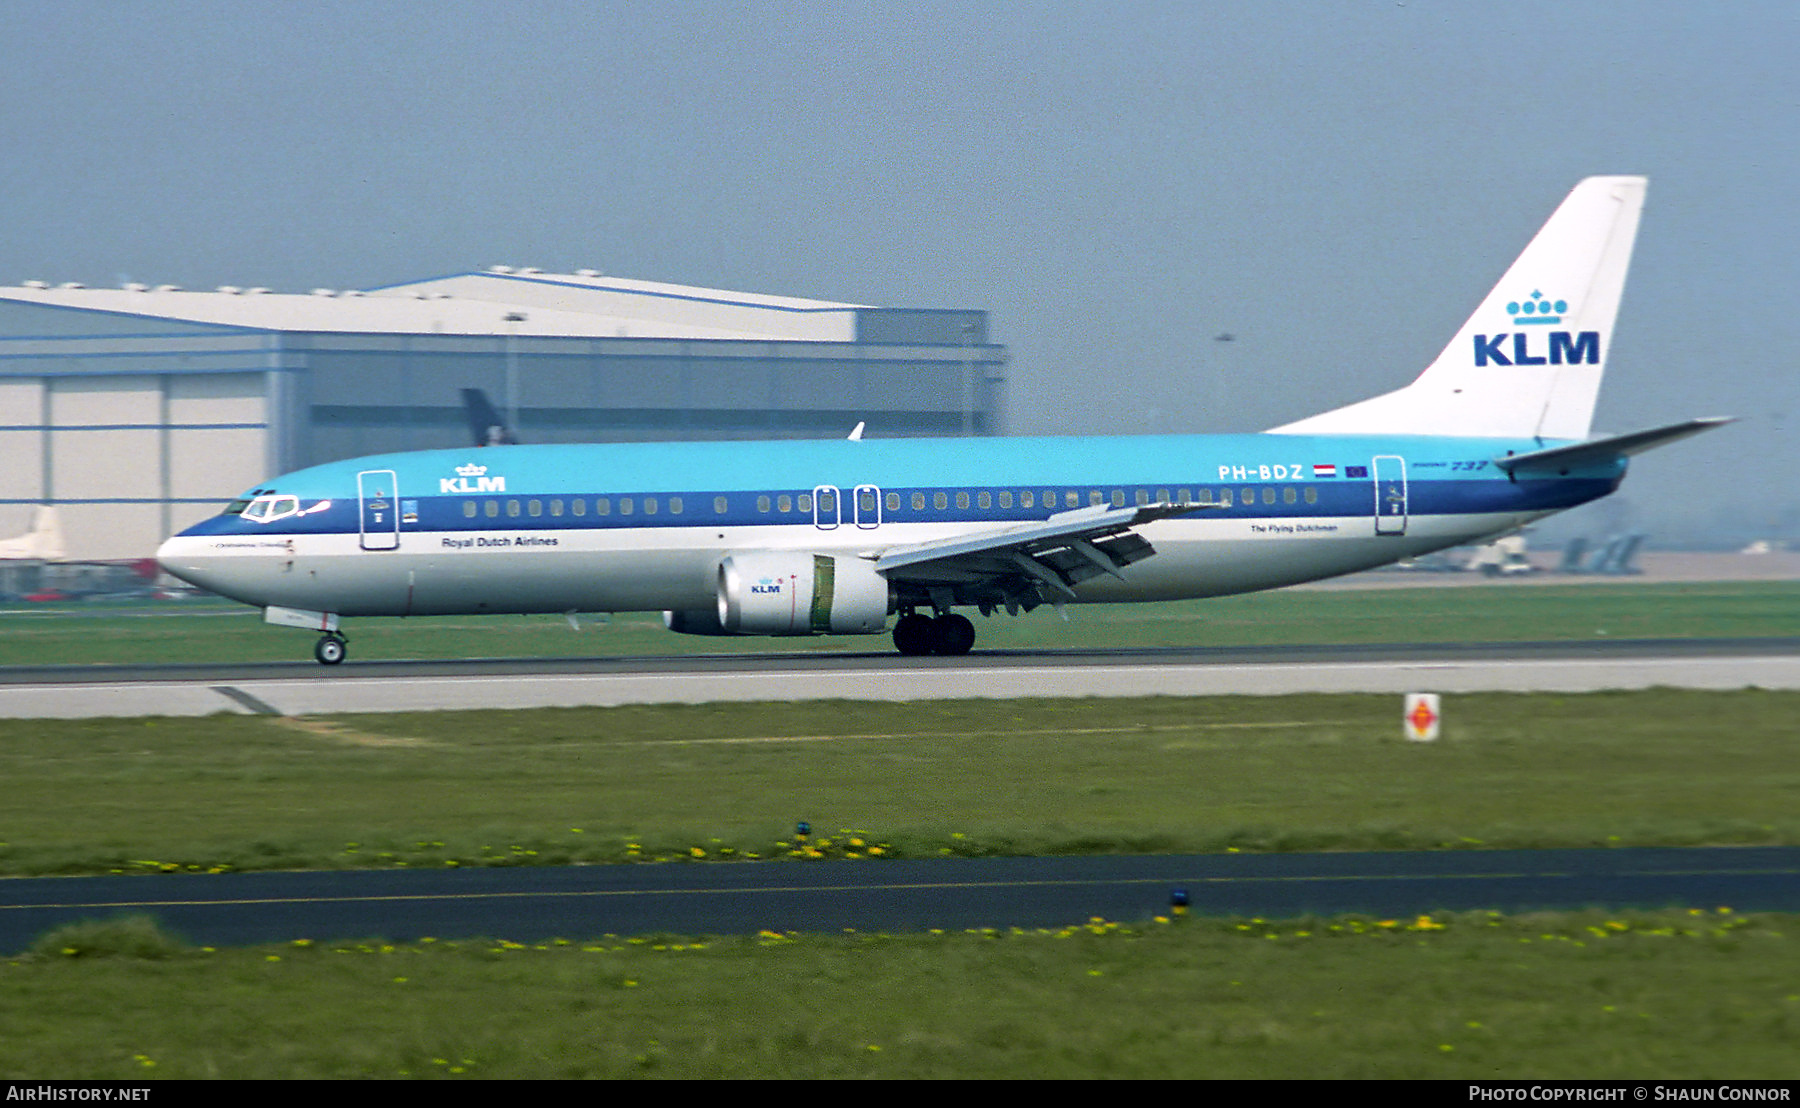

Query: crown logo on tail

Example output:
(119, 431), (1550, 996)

(1506, 290), (1567, 326)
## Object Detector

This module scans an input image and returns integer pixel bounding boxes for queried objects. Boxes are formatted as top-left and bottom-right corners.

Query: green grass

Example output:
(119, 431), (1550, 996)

(28, 915), (188, 961)
(1, 690), (1797, 876)
(4, 909), (1797, 1079)
(2, 579), (1797, 665)
(4, 591), (1798, 1078)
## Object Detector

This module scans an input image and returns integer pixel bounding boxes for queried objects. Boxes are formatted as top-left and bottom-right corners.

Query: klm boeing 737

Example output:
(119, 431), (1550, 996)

(157, 176), (1727, 664)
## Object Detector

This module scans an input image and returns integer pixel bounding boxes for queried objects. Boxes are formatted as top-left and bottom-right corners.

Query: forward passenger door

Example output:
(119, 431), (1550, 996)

(358, 469), (401, 551)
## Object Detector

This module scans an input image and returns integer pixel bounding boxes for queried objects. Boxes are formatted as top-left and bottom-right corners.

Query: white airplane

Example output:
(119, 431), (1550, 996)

(157, 176), (1727, 664)
(0, 506), (66, 562)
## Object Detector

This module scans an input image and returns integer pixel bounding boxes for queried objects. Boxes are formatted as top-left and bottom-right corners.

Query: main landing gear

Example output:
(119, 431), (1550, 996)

(892, 612), (976, 657)
(313, 632), (348, 665)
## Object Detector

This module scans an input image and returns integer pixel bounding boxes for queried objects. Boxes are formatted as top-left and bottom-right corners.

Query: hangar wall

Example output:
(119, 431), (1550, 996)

(298, 327), (1002, 463)
(0, 309), (276, 559)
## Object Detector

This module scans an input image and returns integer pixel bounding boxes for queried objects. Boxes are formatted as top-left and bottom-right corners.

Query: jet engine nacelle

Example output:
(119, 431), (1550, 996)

(710, 551), (890, 636)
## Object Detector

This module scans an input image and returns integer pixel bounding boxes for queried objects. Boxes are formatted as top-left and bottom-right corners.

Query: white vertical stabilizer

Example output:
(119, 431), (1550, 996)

(0, 506), (66, 561)
(1271, 176), (1646, 440)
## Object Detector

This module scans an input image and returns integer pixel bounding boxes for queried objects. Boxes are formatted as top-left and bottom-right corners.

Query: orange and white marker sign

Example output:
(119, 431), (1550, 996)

(1404, 693), (1441, 742)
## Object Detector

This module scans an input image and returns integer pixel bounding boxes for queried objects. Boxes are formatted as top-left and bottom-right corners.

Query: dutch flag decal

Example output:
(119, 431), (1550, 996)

(1312, 464), (1337, 478)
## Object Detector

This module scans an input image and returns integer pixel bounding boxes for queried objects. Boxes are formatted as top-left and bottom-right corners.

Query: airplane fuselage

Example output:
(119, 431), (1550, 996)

(155, 177), (1707, 663)
(157, 430), (1620, 621)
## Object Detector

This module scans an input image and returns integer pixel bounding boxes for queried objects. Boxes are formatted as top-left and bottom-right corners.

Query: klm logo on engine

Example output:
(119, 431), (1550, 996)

(439, 462), (507, 495)
(750, 577), (783, 595)
(1473, 290), (1600, 367)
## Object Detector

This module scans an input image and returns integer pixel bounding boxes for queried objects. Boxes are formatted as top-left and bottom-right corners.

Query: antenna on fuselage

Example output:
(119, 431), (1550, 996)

(847, 421), (865, 441)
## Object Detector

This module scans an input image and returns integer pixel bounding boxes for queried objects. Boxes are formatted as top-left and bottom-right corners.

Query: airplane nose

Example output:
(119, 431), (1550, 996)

(154, 532), (269, 606)
(155, 534), (205, 588)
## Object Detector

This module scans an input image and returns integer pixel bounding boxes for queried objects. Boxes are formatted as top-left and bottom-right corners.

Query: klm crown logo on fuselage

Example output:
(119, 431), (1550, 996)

(1473, 290), (1600, 367)
(439, 462), (507, 495)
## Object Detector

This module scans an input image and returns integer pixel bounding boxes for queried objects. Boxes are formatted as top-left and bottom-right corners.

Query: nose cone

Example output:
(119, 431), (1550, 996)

(155, 532), (255, 602)
(155, 533), (204, 588)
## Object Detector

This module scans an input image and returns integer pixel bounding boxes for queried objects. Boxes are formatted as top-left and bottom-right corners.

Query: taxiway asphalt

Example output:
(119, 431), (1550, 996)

(3, 847), (1794, 954)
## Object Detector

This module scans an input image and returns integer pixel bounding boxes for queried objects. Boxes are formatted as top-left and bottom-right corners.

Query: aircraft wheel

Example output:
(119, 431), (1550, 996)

(929, 613), (976, 656)
(314, 634), (347, 666)
(893, 613), (934, 656)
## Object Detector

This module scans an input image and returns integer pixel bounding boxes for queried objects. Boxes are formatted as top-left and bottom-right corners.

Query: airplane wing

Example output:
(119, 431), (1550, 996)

(872, 501), (1218, 612)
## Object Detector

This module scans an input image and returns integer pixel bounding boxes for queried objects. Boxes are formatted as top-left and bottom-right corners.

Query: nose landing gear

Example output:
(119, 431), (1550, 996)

(264, 606), (348, 666)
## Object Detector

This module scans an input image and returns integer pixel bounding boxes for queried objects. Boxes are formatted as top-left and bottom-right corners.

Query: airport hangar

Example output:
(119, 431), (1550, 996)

(0, 269), (1007, 560)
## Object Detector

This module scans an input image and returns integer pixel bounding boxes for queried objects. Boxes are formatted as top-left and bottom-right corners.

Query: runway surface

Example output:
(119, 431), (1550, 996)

(3, 637), (1798, 718)
(3, 847), (1794, 954)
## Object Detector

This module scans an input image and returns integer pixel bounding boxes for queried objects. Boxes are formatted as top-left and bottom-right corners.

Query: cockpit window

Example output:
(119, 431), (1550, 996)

(240, 494), (300, 523)
(224, 499), (251, 516)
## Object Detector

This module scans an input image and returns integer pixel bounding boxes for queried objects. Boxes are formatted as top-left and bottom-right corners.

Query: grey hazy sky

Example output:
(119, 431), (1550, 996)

(5, 1), (1795, 545)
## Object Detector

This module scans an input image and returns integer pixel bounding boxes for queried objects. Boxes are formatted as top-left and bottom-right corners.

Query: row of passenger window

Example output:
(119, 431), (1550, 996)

(460, 496), (690, 520)
(853, 486), (1323, 513)
(456, 485), (1323, 522)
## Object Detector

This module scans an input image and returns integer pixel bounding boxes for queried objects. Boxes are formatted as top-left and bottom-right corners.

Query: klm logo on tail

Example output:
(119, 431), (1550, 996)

(1473, 290), (1599, 367)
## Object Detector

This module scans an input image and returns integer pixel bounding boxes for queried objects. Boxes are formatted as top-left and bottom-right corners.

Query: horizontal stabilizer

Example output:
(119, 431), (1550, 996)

(1495, 417), (1734, 475)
